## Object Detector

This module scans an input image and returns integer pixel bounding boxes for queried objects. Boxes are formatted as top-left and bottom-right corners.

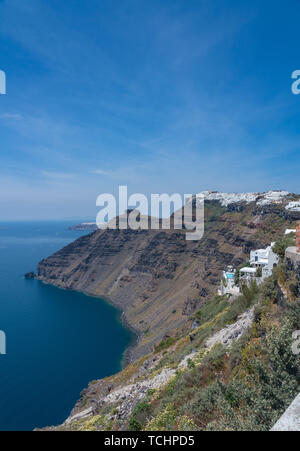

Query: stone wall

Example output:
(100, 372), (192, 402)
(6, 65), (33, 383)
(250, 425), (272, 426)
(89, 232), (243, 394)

(271, 393), (300, 431)
(285, 247), (300, 298)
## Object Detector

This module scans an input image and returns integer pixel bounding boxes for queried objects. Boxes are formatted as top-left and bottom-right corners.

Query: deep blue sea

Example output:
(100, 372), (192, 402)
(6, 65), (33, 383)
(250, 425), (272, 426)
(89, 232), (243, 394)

(0, 221), (133, 431)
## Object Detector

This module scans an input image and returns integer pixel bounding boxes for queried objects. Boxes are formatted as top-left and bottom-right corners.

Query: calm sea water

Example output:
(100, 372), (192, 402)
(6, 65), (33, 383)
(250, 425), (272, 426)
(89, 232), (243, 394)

(0, 221), (133, 431)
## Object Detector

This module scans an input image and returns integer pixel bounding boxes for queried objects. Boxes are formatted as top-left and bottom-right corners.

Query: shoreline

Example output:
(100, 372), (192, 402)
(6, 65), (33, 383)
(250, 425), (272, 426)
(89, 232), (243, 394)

(34, 276), (140, 369)
(88, 290), (141, 368)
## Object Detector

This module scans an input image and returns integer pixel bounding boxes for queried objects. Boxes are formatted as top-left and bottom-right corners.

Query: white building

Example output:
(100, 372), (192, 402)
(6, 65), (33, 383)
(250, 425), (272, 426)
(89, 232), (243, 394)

(218, 266), (240, 296)
(240, 267), (257, 277)
(285, 229), (296, 235)
(249, 243), (279, 280)
(237, 243), (278, 288)
(239, 266), (259, 286)
(218, 242), (280, 298)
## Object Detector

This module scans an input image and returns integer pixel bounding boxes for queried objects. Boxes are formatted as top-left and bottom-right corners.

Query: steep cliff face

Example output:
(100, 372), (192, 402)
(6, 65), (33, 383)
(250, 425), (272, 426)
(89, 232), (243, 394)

(36, 198), (300, 361)
(43, 254), (300, 432)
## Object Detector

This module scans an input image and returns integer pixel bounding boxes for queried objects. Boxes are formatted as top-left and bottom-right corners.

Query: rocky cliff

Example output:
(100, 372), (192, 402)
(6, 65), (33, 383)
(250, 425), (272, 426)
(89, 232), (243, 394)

(36, 191), (300, 431)
(36, 192), (300, 361)
(43, 245), (300, 431)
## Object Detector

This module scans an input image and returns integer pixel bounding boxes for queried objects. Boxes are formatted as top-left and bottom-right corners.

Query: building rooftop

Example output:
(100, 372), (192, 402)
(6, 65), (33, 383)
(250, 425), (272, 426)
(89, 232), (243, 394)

(240, 267), (257, 274)
(285, 229), (296, 235)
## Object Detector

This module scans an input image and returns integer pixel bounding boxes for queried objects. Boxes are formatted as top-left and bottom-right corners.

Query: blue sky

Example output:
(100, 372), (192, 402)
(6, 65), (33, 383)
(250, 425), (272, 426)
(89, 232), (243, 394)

(0, 0), (300, 220)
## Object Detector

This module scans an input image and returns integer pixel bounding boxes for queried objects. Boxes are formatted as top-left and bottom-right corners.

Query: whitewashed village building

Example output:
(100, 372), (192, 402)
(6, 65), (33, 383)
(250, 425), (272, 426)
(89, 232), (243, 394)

(219, 242), (279, 296)
(219, 266), (240, 296)
(249, 243), (279, 279)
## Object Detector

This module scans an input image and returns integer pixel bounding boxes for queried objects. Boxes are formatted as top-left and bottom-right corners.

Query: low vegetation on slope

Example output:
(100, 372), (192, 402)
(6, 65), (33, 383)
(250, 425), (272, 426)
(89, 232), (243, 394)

(39, 197), (300, 431)
(146, 278), (300, 431)
(50, 259), (300, 431)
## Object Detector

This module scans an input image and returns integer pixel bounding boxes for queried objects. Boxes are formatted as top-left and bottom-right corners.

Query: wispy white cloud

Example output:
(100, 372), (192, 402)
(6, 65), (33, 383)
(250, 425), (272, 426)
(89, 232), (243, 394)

(92, 169), (114, 176)
(41, 171), (75, 179)
(0, 112), (23, 121)
(0, 0), (299, 220)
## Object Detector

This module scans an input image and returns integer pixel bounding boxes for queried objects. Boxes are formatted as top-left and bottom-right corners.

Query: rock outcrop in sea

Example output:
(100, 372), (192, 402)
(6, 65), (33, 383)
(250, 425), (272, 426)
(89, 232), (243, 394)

(35, 191), (300, 431)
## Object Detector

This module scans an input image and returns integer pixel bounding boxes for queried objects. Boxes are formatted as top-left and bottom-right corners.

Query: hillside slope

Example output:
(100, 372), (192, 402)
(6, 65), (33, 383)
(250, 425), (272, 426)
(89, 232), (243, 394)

(43, 243), (300, 431)
(36, 193), (300, 361)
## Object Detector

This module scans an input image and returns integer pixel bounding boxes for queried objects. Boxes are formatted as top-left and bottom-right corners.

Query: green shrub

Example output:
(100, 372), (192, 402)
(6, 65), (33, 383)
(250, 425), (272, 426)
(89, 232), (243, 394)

(128, 400), (151, 431)
(259, 275), (278, 303)
(273, 234), (295, 259)
(155, 337), (176, 353)
(129, 417), (142, 431)
(145, 404), (177, 431)
(206, 321), (300, 430)
(132, 401), (151, 416)
(195, 296), (229, 325)
(187, 358), (195, 369)
(201, 343), (226, 371)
